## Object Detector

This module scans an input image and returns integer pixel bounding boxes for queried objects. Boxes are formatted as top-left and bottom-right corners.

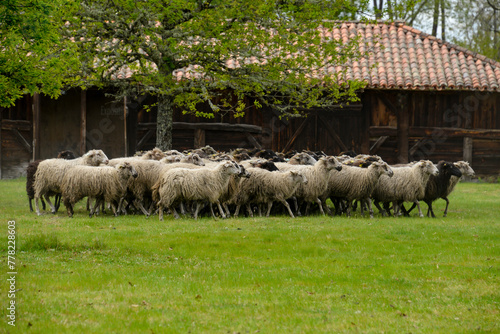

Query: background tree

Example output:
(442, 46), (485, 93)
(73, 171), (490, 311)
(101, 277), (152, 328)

(65, 0), (368, 150)
(0, 0), (79, 107)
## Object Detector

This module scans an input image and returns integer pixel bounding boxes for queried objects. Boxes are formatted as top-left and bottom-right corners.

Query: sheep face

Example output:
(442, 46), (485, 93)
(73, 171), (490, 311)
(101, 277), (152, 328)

(85, 149), (109, 166)
(372, 161), (394, 177)
(440, 161), (462, 178)
(289, 152), (317, 165)
(163, 155), (182, 163)
(186, 153), (205, 166)
(221, 161), (240, 175)
(417, 160), (439, 176)
(455, 161), (475, 177)
(250, 159), (279, 172)
(117, 162), (138, 179)
(289, 171), (308, 185)
(236, 164), (251, 178)
(320, 156), (342, 171)
(142, 148), (165, 160)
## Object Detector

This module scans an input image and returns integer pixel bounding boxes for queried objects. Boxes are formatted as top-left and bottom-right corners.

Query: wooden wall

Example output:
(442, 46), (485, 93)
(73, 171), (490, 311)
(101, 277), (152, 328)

(367, 90), (500, 176)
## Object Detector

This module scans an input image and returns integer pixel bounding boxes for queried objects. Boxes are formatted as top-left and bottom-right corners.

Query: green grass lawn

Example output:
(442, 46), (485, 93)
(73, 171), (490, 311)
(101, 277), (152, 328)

(0, 178), (499, 333)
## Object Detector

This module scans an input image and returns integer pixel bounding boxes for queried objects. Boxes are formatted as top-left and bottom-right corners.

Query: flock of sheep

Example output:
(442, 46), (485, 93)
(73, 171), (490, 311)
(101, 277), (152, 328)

(27, 146), (475, 220)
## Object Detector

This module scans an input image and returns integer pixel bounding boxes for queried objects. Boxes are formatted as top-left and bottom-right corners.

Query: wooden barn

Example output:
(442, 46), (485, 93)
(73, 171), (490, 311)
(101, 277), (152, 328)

(1, 21), (500, 178)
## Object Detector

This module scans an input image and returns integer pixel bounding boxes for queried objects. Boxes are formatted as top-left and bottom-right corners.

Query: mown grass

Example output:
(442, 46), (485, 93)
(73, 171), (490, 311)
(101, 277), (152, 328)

(0, 177), (498, 333)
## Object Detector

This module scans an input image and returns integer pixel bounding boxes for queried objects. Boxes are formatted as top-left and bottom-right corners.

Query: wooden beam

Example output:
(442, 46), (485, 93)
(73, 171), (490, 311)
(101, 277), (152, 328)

(136, 129), (154, 150)
(173, 122), (262, 133)
(318, 114), (348, 152)
(246, 133), (262, 149)
(370, 136), (389, 154)
(396, 93), (409, 163)
(32, 93), (40, 160)
(124, 97), (128, 157)
(12, 128), (32, 153)
(370, 126), (500, 139)
(463, 137), (473, 163)
(80, 89), (87, 155)
(283, 117), (309, 153)
(194, 128), (206, 148)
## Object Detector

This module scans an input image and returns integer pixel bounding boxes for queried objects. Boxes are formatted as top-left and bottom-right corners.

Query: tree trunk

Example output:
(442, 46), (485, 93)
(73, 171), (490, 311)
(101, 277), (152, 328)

(432, 0), (439, 36)
(440, 0), (446, 41)
(156, 94), (173, 150)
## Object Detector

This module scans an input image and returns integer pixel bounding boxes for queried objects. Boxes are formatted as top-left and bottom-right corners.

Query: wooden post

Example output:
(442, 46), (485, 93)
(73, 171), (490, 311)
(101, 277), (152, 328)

(194, 128), (206, 148)
(80, 89), (87, 155)
(463, 137), (473, 162)
(396, 93), (409, 163)
(32, 93), (41, 160)
(360, 94), (371, 154)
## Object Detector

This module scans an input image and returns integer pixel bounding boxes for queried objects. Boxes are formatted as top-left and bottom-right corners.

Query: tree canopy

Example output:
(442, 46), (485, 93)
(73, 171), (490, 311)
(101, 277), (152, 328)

(65, 0), (368, 149)
(0, 0), (80, 107)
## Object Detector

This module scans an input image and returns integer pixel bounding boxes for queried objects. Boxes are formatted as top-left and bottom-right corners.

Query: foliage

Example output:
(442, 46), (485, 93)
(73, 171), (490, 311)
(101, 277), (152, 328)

(64, 0), (369, 149)
(0, 178), (499, 332)
(0, 0), (80, 107)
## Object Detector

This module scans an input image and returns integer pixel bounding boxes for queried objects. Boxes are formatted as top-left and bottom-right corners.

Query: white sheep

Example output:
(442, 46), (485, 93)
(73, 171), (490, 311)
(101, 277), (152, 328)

(323, 161), (394, 217)
(231, 168), (308, 218)
(33, 149), (109, 215)
(61, 162), (138, 217)
(372, 160), (439, 217)
(278, 156), (343, 216)
(153, 161), (240, 220)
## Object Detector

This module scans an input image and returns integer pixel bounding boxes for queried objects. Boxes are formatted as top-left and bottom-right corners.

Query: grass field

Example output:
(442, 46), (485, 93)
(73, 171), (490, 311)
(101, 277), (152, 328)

(0, 178), (499, 333)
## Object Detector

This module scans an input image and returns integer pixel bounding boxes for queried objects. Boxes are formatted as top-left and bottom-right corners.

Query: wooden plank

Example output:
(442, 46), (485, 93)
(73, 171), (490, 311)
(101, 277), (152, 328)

(194, 128), (206, 148)
(123, 97), (128, 157)
(80, 89), (87, 155)
(370, 126), (500, 139)
(32, 93), (40, 160)
(370, 136), (389, 154)
(318, 114), (348, 152)
(245, 133), (262, 149)
(283, 117), (309, 153)
(1, 120), (32, 131)
(11, 128), (32, 153)
(463, 137), (473, 163)
(174, 122), (263, 133)
(396, 93), (409, 163)
(136, 129), (154, 150)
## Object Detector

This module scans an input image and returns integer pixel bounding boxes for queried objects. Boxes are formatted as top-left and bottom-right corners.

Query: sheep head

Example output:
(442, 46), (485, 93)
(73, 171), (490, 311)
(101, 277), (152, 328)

(85, 149), (109, 166)
(440, 161), (462, 178)
(417, 160), (439, 176)
(289, 170), (308, 185)
(117, 162), (138, 179)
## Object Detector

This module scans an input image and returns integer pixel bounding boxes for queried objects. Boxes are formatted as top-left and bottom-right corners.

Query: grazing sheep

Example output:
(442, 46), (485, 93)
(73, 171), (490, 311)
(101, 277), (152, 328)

(323, 161), (394, 218)
(278, 156), (343, 216)
(153, 161), (240, 220)
(62, 162), (138, 217)
(33, 149), (109, 215)
(372, 160), (439, 217)
(26, 150), (76, 212)
(231, 168), (308, 218)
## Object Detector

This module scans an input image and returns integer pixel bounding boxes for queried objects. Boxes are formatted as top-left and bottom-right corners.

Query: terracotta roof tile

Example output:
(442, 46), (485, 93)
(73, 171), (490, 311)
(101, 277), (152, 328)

(167, 21), (500, 92)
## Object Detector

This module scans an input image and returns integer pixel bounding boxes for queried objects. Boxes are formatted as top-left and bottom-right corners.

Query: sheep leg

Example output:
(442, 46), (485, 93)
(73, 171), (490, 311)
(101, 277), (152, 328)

(193, 202), (202, 219)
(35, 196), (41, 215)
(279, 200), (295, 218)
(443, 197), (450, 217)
(179, 202), (187, 215)
(216, 201), (226, 219)
(223, 203), (231, 218)
(134, 200), (150, 216)
(426, 200), (436, 218)
(170, 206), (181, 219)
(246, 204), (254, 218)
(346, 200), (352, 217)
(44, 194), (57, 214)
(373, 200), (386, 217)
(54, 194), (60, 212)
(234, 205), (241, 218)
(414, 200), (424, 218)
(315, 198), (325, 215)
(292, 197), (301, 216)
(210, 203), (216, 218)
(159, 206), (164, 221)
(266, 201), (274, 217)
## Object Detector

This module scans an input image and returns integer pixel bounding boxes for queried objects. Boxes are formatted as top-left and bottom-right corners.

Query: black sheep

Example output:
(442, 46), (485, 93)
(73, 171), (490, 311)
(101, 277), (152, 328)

(406, 161), (462, 218)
